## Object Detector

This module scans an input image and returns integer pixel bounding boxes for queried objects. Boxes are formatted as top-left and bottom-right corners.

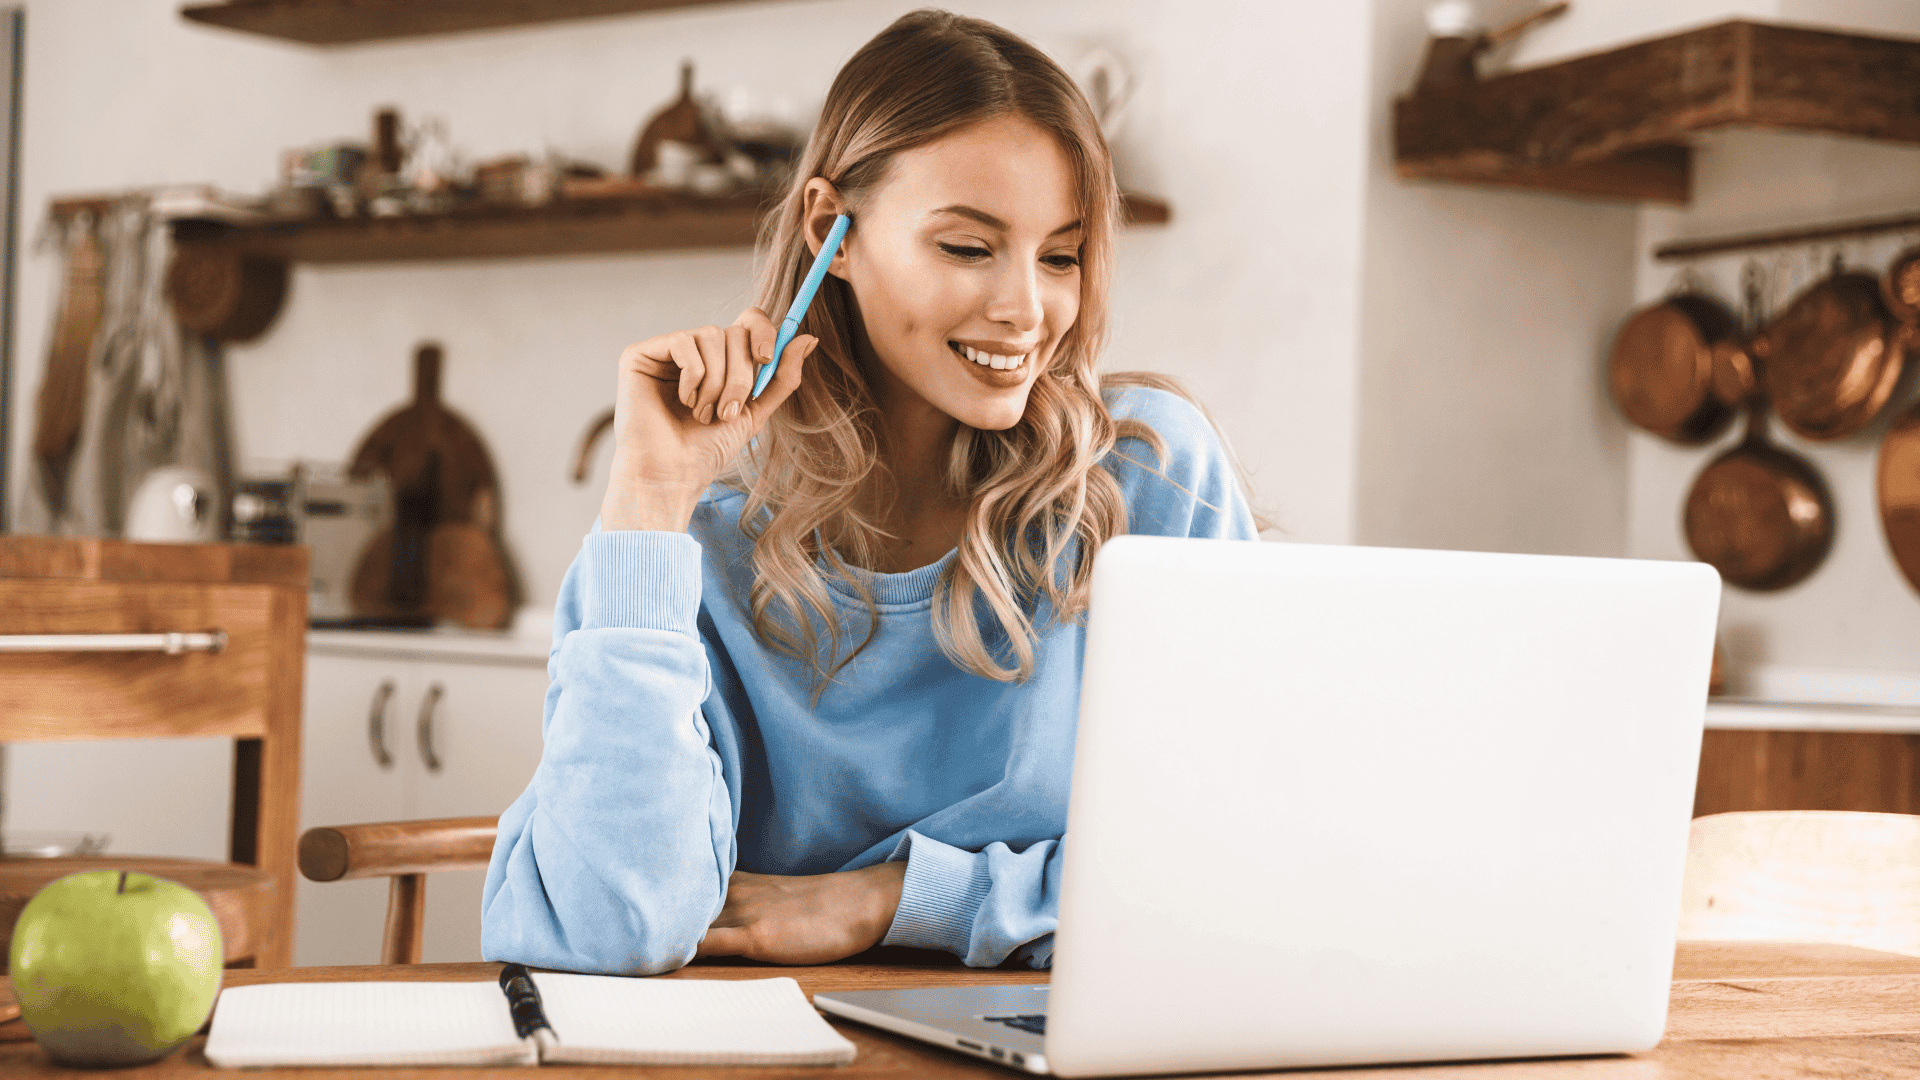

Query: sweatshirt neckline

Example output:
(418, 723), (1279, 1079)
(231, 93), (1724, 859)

(822, 547), (956, 608)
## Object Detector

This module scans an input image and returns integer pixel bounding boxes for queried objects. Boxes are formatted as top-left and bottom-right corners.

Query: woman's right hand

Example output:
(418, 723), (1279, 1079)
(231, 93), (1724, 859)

(599, 307), (816, 532)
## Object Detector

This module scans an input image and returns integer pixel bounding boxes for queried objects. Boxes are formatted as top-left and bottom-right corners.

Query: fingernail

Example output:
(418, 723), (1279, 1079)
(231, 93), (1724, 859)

(757, 349), (773, 364)
(720, 401), (740, 422)
(699, 404), (715, 423)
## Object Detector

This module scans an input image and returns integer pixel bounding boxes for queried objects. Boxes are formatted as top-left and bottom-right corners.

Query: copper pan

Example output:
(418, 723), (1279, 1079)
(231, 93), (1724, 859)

(1608, 291), (1739, 444)
(1764, 262), (1908, 441)
(1684, 346), (1834, 592)
(1877, 399), (1920, 595)
(1885, 245), (1920, 324)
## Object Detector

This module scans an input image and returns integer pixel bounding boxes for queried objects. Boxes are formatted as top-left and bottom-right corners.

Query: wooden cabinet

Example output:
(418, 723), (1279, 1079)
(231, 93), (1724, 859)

(295, 647), (547, 967)
(0, 536), (308, 967)
(1695, 729), (1920, 817)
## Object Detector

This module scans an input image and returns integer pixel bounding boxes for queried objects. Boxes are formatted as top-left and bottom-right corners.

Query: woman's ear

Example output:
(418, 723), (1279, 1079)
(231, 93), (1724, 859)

(801, 178), (851, 280)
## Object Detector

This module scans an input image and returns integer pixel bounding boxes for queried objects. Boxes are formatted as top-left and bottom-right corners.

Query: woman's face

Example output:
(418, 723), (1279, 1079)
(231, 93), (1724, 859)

(824, 113), (1084, 432)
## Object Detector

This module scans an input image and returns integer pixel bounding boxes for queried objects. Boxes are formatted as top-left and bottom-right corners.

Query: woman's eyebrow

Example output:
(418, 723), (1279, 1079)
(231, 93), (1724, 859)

(931, 205), (1082, 237)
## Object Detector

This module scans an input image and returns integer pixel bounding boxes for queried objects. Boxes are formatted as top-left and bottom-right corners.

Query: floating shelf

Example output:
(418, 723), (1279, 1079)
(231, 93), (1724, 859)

(164, 191), (1172, 265)
(180, 0), (743, 46)
(1394, 20), (1920, 204)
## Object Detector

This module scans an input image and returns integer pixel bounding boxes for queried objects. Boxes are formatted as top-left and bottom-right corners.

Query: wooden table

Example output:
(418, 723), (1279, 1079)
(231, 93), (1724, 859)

(3, 942), (1919, 1078)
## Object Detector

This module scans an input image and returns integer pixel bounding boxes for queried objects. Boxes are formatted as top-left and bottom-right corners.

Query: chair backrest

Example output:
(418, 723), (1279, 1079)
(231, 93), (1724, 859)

(298, 816), (497, 964)
(1678, 810), (1920, 956)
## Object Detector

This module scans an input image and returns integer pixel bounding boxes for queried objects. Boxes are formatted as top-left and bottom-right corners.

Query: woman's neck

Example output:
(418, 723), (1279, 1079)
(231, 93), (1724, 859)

(837, 338), (970, 574)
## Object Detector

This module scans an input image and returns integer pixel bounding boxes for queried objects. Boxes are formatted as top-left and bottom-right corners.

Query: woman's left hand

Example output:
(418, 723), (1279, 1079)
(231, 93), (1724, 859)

(695, 863), (907, 965)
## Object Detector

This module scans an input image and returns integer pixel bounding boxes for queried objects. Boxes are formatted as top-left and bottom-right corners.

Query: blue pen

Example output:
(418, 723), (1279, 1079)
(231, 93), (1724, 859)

(752, 213), (851, 399)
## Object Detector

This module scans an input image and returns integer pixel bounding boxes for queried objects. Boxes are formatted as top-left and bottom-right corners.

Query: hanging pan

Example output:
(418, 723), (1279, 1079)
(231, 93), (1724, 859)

(1764, 254), (1908, 441)
(1884, 243), (1920, 324)
(1608, 281), (1739, 444)
(1880, 400), (1920, 595)
(1684, 268), (1835, 592)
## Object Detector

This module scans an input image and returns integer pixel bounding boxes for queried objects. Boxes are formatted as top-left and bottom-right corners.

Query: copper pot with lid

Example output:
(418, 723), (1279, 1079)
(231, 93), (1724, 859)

(1608, 288), (1740, 444)
(1763, 257), (1908, 441)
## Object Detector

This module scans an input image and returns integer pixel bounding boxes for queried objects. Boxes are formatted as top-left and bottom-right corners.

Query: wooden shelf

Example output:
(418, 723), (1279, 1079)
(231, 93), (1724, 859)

(169, 191), (1173, 265)
(180, 0), (743, 46)
(1394, 20), (1920, 204)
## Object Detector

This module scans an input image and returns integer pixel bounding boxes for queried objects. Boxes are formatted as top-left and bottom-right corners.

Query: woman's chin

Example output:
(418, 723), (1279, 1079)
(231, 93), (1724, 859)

(942, 388), (1033, 431)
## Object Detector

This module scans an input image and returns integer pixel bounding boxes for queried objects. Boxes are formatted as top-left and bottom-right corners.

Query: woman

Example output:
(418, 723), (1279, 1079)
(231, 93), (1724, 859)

(481, 9), (1258, 975)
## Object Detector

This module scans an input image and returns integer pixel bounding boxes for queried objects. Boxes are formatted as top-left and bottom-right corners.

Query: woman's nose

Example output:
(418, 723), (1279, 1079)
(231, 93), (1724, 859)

(984, 263), (1043, 331)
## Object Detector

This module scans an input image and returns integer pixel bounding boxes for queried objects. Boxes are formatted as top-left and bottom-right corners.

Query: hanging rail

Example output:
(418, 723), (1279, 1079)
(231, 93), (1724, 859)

(1655, 209), (1920, 262)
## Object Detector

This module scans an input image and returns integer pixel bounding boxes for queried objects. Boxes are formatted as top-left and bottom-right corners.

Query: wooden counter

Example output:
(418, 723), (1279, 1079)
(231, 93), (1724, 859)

(1, 942), (1916, 1077)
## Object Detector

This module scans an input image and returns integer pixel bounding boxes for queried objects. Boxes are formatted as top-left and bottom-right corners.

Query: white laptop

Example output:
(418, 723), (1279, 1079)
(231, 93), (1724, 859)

(813, 537), (1720, 1077)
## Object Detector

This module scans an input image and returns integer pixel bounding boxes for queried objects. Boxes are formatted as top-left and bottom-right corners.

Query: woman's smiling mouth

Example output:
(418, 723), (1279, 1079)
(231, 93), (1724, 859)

(949, 340), (1035, 386)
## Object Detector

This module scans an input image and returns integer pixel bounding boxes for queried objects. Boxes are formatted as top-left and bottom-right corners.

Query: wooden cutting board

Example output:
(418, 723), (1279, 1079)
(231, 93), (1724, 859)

(30, 224), (105, 517)
(347, 343), (515, 628)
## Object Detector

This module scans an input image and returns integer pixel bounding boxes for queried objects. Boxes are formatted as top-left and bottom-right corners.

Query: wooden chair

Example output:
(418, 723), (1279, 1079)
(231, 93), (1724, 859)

(1678, 810), (1920, 956)
(0, 536), (309, 969)
(297, 816), (497, 963)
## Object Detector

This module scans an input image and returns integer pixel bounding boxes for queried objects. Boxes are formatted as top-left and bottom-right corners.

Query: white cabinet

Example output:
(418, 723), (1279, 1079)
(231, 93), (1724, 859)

(296, 641), (548, 967)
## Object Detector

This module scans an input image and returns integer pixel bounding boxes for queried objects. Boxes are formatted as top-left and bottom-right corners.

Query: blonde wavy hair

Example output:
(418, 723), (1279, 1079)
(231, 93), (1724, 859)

(735, 8), (1182, 684)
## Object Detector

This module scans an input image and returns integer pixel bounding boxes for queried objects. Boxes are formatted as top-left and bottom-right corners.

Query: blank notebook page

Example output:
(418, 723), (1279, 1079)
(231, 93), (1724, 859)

(204, 981), (536, 1068)
(531, 974), (857, 1066)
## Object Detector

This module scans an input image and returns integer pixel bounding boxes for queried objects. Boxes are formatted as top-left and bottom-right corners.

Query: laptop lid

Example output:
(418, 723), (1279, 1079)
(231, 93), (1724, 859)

(1044, 537), (1719, 1078)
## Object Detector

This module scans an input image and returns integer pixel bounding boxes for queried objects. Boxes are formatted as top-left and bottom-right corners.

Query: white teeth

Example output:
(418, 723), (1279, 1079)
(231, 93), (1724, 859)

(954, 343), (1028, 370)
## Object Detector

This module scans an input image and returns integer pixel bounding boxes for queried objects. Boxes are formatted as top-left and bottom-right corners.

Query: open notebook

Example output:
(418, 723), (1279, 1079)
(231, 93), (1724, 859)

(203, 966), (857, 1068)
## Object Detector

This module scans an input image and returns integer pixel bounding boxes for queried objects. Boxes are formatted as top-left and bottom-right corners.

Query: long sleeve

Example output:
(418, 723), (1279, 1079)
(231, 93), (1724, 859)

(480, 529), (736, 974)
(880, 386), (1261, 968)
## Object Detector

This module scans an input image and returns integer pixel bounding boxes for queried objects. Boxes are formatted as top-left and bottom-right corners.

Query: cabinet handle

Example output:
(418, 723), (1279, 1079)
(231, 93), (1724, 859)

(0, 630), (226, 654)
(367, 680), (396, 770)
(417, 682), (445, 773)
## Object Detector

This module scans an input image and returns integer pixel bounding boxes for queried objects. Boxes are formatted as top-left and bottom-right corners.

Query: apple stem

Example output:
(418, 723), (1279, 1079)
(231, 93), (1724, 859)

(117, 870), (128, 895)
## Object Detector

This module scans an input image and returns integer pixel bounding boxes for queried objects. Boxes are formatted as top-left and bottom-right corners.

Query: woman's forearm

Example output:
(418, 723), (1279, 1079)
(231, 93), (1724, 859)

(481, 531), (734, 974)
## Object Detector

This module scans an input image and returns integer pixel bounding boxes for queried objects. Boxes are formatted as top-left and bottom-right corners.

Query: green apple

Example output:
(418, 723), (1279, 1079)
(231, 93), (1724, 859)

(9, 870), (223, 1067)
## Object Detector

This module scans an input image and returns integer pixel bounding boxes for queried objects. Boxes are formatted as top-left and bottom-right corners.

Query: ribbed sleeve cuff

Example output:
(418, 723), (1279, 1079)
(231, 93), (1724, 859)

(880, 830), (992, 958)
(580, 530), (702, 634)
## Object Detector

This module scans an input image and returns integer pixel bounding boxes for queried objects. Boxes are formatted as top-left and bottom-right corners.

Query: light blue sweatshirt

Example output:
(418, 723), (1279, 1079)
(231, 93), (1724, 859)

(480, 386), (1259, 974)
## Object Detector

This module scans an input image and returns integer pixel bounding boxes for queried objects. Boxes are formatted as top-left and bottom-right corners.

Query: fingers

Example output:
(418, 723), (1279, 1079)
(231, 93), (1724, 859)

(745, 335), (818, 426)
(716, 324), (755, 424)
(662, 332), (705, 412)
(732, 307), (779, 374)
(624, 312), (781, 425)
(688, 325), (729, 423)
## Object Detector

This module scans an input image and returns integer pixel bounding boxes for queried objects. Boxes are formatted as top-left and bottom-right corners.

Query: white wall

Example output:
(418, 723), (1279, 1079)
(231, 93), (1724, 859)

(1354, 0), (1638, 558)
(5, 0), (1374, 617)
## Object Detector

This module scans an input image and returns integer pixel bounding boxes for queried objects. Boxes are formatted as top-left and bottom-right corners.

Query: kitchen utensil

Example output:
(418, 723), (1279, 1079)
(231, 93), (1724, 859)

(30, 219), (106, 518)
(0, 832), (110, 859)
(124, 465), (220, 543)
(1608, 289), (1740, 443)
(1412, 0), (1568, 91)
(1764, 260), (1907, 441)
(629, 61), (726, 180)
(1708, 262), (1771, 409)
(572, 407), (614, 483)
(1884, 244), (1920, 324)
(1877, 398), (1920, 595)
(165, 245), (288, 343)
(1683, 341), (1834, 592)
(347, 344), (514, 628)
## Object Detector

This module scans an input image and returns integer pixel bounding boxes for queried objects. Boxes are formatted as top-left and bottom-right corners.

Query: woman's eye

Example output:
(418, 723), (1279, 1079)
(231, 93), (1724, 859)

(938, 242), (992, 260)
(1043, 253), (1081, 270)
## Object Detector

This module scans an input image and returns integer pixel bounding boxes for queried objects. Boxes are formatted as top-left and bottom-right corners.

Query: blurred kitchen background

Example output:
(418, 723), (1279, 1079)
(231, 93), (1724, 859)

(4, 0), (1920, 965)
